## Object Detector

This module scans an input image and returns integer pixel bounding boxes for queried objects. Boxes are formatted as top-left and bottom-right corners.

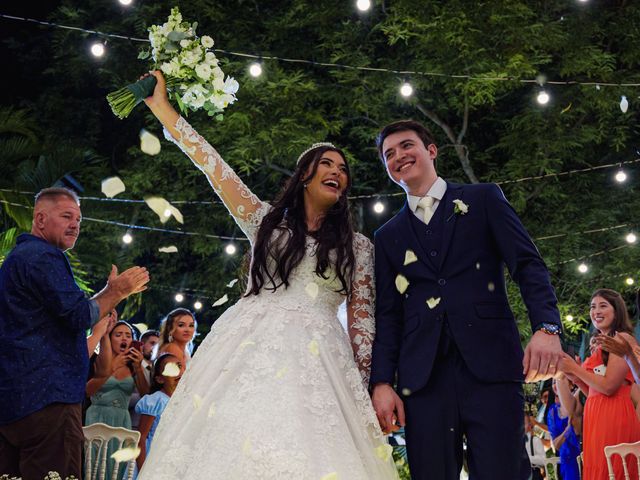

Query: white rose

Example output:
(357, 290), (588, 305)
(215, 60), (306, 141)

(223, 77), (239, 95)
(212, 76), (225, 92)
(195, 64), (212, 80)
(212, 66), (224, 79)
(209, 94), (226, 109)
(160, 62), (174, 75)
(180, 39), (191, 48)
(452, 199), (469, 214)
(201, 35), (214, 48)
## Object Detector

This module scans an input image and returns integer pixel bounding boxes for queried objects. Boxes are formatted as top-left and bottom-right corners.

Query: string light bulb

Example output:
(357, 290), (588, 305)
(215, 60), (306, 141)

(175, 293), (184, 302)
(225, 243), (237, 255)
(615, 170), (627, 183)
(194, 300), (203, 310)
(249, 62), (262, 77)
(118, 0), (133, 5)
(90, 42), (105, 57)
(373, 201), (385, 214)
(627, 233), (637, 244)
(565, 315), (574, 322)
(577, 263), (588, 273)
(400, 82), (413, 97)
(356, 0), (371, 11)
(626, 278), (635, 286)
(620, 95), (629, 113)
(122, 233), (133, 244)
(536, 90), (550, 105)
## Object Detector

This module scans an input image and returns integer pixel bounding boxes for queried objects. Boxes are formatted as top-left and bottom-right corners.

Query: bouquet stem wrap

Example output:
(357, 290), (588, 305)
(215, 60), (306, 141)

(107, 76), (158, 120)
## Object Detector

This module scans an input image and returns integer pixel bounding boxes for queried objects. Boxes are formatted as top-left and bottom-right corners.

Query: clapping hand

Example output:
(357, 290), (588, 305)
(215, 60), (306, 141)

(594, 332), (637, 359)
(108, 265), (150, 299)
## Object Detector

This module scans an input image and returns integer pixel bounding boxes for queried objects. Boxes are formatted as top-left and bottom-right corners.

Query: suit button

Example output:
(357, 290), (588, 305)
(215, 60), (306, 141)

(430, 250), (438, 257)
(438, 278), (446, 286)
(425, 229), (432, 235)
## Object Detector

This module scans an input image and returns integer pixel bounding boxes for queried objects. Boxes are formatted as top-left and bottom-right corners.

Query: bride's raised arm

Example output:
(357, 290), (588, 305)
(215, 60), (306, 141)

(347, 233), (376, 388)
(144, 70), (267, 240)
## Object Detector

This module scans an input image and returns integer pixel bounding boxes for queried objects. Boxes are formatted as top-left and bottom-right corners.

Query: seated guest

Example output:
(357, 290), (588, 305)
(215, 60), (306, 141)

(156, 308), (197, 372)
(135, 353), (183, 470)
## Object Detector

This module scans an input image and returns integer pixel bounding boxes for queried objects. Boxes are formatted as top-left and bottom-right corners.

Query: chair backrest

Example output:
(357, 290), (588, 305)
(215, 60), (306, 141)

(83, 422), (141, 480)
(604, 440), (640, 480)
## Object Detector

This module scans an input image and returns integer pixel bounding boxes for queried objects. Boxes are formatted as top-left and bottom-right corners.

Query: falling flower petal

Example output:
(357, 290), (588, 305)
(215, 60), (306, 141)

(162, 362), (180, 377)
(158, 246), (178, 253)
(305, 282), (319, 299)
(140, 129), (161, 155)
(320, 473), (338, 480)
(226, 278), (238, 288)
(276, 367), (288, 378)
(111, 447), (141, 462)
(308, 339), (320, 356)
(240, 340), (255, 349)
(212, 294), (228, 307)
(166, 204), (184, 224)
(401, 388), (412, 396)
(144, 197), (172, 224)
(620, 95), (629, 113)
(426, 297), (441, 309)
(395, 274), (409, 294)
(561, 102), (572, 114)
(375, 444), (393, 462)
(193, 394), (203, 410)
(242, 438), (252, 454)
(207, 402), (216, 418)
(403, 249), (418, 266)
(133, 323), (148, 334)
(488, 282), (495, 292)
(101, 176), (126, 198)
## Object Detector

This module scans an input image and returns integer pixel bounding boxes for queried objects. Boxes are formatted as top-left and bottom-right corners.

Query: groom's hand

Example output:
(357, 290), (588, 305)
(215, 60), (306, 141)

(372, 383), (405, 434)
(523, 330), (564, 382)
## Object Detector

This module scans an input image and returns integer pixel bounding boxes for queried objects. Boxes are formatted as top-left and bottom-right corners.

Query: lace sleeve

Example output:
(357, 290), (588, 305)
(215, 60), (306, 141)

(347, 232), (376, 388)
(164, 116), (269, 241)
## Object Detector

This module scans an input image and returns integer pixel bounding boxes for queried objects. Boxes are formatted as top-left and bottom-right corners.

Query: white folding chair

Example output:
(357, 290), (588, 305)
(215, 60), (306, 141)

(604, 440), (640, 480)
(526, 433), (561, 479)
(83, 422), (140, 480)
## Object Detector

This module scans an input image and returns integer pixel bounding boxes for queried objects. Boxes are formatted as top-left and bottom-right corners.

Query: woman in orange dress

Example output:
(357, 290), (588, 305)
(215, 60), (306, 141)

(559, 288), (640, 480)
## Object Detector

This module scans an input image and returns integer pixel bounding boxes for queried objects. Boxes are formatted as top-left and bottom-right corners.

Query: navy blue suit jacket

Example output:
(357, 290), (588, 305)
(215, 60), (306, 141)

(370, 182), (561, 392)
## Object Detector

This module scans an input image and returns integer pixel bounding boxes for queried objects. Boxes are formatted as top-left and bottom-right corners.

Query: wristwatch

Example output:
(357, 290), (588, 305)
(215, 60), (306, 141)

(534, 322), (562, 336)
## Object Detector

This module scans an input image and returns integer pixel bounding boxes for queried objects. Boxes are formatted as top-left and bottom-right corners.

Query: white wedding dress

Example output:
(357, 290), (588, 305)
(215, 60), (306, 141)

(138, 118), (399, 480)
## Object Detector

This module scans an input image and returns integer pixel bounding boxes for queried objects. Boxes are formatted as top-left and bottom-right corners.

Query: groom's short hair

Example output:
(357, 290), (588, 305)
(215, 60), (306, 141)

(376, 120), (436, 162)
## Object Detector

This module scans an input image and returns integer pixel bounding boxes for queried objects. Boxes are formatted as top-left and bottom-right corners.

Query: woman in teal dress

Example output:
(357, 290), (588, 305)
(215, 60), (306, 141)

(86, 320), (149, 479)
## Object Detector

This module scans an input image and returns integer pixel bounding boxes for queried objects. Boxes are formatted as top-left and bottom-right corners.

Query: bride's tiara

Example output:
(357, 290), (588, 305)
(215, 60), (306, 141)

(296, 142), (336, 164)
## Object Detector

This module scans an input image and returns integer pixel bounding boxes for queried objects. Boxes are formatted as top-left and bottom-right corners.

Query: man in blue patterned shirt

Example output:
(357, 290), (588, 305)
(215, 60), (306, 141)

(0, 187), (150, 479)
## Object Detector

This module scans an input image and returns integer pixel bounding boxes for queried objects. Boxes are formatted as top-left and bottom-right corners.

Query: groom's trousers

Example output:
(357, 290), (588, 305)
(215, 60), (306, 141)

(401, 322), (531, 480)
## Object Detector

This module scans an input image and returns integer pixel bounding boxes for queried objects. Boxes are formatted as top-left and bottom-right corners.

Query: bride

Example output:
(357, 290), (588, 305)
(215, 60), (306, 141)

(137, 70), (399, 480)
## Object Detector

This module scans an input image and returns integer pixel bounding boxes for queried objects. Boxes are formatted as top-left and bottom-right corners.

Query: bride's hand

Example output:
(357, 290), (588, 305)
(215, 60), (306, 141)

(141, 70), (169, 109)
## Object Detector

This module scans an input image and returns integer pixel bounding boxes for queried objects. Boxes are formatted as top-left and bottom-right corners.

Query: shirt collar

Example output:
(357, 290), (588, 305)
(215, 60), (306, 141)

(407, 177), (447, 212)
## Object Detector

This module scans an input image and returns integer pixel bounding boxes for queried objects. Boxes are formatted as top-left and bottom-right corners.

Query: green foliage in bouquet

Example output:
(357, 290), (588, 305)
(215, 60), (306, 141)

(106, 7), (238, 120)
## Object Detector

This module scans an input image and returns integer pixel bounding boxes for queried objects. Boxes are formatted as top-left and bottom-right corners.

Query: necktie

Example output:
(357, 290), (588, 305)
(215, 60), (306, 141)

(417, 196), (434, 224)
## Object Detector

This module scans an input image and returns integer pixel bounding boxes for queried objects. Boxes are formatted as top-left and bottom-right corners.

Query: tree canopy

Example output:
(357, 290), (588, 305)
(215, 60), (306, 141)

(1, 0), (639, 342)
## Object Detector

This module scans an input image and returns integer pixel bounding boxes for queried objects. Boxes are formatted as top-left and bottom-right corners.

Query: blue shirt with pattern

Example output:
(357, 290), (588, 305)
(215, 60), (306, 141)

(0, 233), (99, 424)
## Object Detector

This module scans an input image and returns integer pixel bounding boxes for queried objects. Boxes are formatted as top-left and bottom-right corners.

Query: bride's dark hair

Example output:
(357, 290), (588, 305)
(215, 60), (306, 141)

(247, 145), (355, 296)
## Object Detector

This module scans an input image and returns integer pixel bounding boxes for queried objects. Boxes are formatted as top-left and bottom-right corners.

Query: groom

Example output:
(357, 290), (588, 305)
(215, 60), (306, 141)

(370, 120), (564, 480)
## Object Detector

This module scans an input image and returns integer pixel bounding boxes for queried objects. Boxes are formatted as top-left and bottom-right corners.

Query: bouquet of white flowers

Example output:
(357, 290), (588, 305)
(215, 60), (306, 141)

(107, 7), (239, 120)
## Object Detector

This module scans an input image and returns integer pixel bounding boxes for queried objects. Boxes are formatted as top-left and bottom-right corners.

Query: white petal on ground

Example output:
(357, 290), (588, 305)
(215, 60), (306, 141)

(139, 129), (161, 155)
(212, 294), (229, 307)
(192, 394), (203, 410)
(226, 278), (238, 288)
(101, 176), (126, 198)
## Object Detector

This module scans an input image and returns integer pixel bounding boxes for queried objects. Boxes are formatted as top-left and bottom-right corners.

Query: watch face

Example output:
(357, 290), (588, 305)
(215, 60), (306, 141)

(542, 323), (561, 334)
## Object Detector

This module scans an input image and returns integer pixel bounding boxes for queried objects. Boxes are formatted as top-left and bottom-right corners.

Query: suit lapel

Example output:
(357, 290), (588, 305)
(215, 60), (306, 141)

(439, 183), (464, 268)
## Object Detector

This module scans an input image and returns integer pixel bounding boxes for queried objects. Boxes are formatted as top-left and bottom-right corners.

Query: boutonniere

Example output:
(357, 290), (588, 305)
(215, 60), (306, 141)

(447, 199), (469, 222)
